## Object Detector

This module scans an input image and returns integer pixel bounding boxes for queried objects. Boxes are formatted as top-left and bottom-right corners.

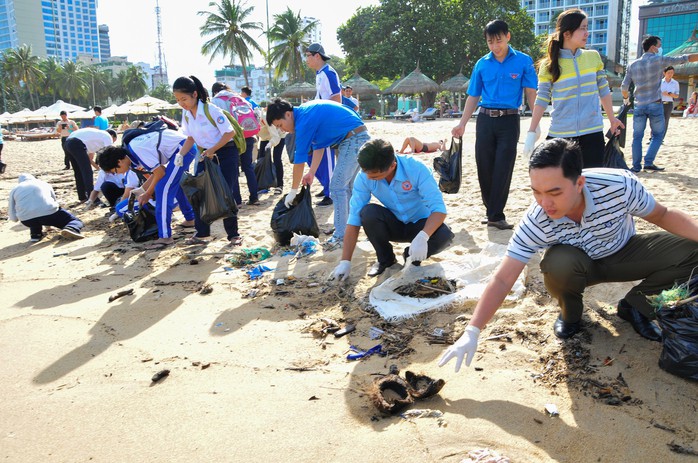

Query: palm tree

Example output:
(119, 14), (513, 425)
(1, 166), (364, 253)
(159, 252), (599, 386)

(118, 65), (148, 101)
(2, 45), (44, 109)
(38, 57), (63, 104)
(267, 8), (317, 82)
(83, 66), (110, 106)
(198, 0), (264, 87)
(58, 60), (87, 103)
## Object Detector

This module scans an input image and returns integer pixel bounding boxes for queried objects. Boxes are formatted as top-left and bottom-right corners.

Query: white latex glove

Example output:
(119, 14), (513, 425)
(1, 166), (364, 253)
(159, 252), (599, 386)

(329, 260), (351, 281)
(130, 187), (145, 197)
(438, 325), (481, 372)
(409, 230), (429, 262)
(523, 131), (537, 158)
(173, 153), (184, 167)
(623, 98), (630, 106)
(284, 188), (298, 208)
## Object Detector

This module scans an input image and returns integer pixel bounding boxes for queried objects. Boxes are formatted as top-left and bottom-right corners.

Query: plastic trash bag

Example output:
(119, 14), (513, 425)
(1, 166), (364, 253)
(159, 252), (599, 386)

(602, 135), (629, 170)
(605, 103), (630, 148)
(122, 195), (158, 242)
(254, 145), (277, 190)
(180, 156), (237, 224)
(270, 185), (320, 245)
(656, 276), (698, 381)
(433, 137), (462, 194)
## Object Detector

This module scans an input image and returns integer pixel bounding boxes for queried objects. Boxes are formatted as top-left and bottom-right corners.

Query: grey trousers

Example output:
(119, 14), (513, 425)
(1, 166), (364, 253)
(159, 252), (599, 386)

(540, 232), (698, 321)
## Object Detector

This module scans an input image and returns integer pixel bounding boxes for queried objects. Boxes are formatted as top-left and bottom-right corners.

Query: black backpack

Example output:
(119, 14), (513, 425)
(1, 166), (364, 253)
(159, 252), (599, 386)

(121, 120), (168, 166)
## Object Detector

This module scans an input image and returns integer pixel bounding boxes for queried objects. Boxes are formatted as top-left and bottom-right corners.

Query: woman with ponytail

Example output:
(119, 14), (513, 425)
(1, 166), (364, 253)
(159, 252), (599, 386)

(173, 75), (243, 246)
(523, 9), (624, 167)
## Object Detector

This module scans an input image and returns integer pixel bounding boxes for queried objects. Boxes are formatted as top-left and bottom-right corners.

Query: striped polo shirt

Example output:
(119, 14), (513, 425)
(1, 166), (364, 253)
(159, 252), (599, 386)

(535, 49), (610, 138)
(506, 168), (656, 263)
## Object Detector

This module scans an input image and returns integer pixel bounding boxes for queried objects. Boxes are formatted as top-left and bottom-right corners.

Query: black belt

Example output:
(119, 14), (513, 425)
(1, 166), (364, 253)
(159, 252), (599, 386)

(480, 108), (519, 117)
(344, 125), (367, 140)
(662, 101), (673, 104)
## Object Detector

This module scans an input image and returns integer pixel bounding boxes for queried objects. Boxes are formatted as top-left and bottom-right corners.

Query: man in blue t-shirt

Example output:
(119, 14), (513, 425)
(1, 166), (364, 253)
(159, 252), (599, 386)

(93, 106), (109, 130)
(266, 98), (370, 246)
(452, 20), (537, 230)
(329, 139), (454, 279)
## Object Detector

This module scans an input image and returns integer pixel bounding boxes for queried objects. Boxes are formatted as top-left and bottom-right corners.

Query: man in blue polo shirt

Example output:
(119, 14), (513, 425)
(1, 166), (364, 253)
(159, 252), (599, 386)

(266, 98), (370, 247)
(329, 139), (454, 279)
(93, 106), (109, 130)
(452, 19), (537, 230)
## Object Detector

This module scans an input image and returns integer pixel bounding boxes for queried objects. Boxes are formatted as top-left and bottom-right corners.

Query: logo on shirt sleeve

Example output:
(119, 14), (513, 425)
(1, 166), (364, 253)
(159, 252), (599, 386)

(217, 116), (225, 124)
(402, 181), (412, 191)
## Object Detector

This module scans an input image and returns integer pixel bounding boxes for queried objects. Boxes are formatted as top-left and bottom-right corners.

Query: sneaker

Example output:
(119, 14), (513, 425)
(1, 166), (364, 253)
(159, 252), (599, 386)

(60, 227), (84, 240)
(643, 164), (665, 172)
(315, 191), (326, 198)
(30, 233), (44, 243)
(323, 235), (342, 251)
(273, 187), (283, 195)
(0, 161), (6, 174)
(629, 167), (641, 173)
(316, 196), (333, 207)
(247, 198), (260, 206)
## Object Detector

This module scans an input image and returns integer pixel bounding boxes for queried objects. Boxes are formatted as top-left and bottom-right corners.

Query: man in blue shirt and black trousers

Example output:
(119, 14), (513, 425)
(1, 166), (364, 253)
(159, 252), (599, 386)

(452, 19), (537, 230)
(329, 139), (454, 279)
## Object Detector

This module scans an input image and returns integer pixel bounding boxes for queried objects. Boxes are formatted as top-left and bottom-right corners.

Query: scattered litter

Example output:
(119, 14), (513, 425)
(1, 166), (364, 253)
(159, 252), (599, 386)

(246, 264), (274, 280)
(53, 252), (69, 257)
(347, 344), (384, 360)
(308, 395), (319, 401)
(199, 284), (213, 295)
(432, 328), (445, 337)
(276, 278), (285, 285)
(460, 448), (511, 463)
(369, 374), (413, 414)
(668, 441), (698, 456)
(108, 288), (134, 302)
(334, 324), (356, 338)
(369, 326), (385, 340)
(226, 247), (271, 267)
(404, 371), (445, 399)
(151, 369), (170, 384)
(544, 403), (559, 417)
(307, 282), (320, 287)
(400, 408), (446, 426)
(395, 276), (457, 298)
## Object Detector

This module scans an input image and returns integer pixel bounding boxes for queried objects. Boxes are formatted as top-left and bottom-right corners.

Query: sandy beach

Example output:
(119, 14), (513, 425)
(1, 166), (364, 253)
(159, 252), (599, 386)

(0, 116), (697, 462)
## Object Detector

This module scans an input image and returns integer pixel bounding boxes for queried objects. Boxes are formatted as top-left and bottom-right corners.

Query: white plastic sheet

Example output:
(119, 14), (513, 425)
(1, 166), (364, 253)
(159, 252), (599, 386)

(369, 243), (526, 322)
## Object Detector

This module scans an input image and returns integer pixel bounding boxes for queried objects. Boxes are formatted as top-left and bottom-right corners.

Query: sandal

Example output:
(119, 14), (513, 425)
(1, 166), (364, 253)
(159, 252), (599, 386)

(229, 236), (243, 246)
(184, 237), (208, 246)
(145, 241), (173, 250)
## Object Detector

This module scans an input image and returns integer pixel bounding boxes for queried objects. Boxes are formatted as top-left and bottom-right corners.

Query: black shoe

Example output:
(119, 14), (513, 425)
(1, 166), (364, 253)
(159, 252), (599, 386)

(315, 191), (326, 198)
(0, 161), (7, 174)
(487, 220), (514, 230)
(617, 299), (662, 342)
(643, 164), (665, 172)
(62, 166), (71, 171)
(30, 233), (44, 243)
(247, 198), (260, 206)
(316, 196), (333, 206)
(553, 316), (581, 339)
(367, 260), (396, 277)
(629, 167), (641, 173)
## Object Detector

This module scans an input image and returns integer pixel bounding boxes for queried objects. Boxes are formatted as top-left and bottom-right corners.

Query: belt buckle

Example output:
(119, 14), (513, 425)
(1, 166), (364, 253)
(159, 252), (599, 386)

(490, 109), (502, 117)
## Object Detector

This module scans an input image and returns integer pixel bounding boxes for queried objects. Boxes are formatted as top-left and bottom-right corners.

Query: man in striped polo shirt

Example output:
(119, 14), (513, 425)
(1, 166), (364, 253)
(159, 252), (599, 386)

(439, 138), (698, 372)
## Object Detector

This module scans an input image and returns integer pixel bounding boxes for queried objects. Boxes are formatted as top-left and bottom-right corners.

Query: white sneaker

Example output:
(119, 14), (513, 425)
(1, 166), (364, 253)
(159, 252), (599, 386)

(108, 213), (119, 223)
(61, 227), (84, 240)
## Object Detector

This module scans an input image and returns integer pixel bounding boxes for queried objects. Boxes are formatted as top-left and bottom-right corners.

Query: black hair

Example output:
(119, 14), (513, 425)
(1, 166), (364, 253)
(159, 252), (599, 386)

(642, 35), (661, 52)
(664, 65), (674, 73)
(211, 81), (230, 95)
(106, 129), (117, 140)
(483, 20), (509, 39)
(60, 110), (67, 116)
(241, 86), (252, 96)
(266, 98), (293, 125)
(173, 75), (208, 103)
(529, 138), (582, 181)
(357, 139), (395, 172)
(94, 106), (102, 113)
(97, 146), (128, 171)
(542, 9), (587, 83)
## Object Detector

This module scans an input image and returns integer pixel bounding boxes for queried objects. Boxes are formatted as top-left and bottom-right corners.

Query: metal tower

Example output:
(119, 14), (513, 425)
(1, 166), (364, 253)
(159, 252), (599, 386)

(153, 0), (168, 88)
(620, 0), (632, 67)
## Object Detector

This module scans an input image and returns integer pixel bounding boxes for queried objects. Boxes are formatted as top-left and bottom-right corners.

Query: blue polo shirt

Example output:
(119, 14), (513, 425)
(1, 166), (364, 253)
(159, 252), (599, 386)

(292, 100), (364, 164)
(245, 96), (259, 109)
(468, 45), (537, 110)
(347, 155), (447, 227)
(93, 115), (109, 130)
(342, 96), (358, 112)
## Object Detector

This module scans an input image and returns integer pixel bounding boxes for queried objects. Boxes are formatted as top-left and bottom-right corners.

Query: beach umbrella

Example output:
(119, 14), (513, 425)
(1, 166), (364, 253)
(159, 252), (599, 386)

(382, 75), (406, 95)
(45, 100), (85, 114)
(100, 104), (119, 118)
(440, 69), (470, 111)
(131, 95), (171, 111)
(69, 109), (96, 119)
(25, 106), (59, 123)
(279, 82), (316, 99)
(8, 108), (34, 124)
(342, 73), (380, 95)
(387, 64), (440, 95)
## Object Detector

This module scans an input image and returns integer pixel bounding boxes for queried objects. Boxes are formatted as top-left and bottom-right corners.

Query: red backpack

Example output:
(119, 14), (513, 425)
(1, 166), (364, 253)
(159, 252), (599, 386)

(213, 90), (260, 138)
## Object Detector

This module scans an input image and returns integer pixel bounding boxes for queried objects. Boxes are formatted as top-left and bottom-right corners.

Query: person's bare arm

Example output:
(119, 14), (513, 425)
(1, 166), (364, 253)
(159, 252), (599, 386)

(643, 202), (698, 242)
(340, 225), (361, 261)
(452, 96), (480, 137)
(468, 257), (527, 329)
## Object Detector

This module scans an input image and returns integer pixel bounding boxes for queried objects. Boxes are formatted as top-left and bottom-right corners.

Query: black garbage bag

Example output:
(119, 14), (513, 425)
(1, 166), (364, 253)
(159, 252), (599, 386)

(122, 195), (158, 242)
(605, 103), (630, 148)
(180, 156), (237, 224)
(254, 145), (277, 190)
(270, 185), (319, 245)
(433, 137), (462, 194)
(602, 135), (629, 170)
(656, 277), (698, 381)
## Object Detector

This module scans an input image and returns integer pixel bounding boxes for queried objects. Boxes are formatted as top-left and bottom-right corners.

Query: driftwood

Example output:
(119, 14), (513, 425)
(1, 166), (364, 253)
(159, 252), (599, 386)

(108, 288), (134, 302)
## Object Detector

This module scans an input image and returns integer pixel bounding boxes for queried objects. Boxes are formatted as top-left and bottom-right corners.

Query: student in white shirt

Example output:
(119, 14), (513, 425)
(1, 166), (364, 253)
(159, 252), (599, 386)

(64, 128), (117, 201)
(86, 168), (139, 208)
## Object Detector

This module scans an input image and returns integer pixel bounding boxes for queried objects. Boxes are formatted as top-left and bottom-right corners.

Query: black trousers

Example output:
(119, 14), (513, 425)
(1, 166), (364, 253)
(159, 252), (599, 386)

(258, 139), (286, 190)
(63, 137), (94, 201)
(61, 137), (70, 168)
(101, 181), (124, 206)
(193, 144), (239, 240)
(546, 131), (605, 168)
(21, 208), (83, 237)
(475, 113), (520, 222)
(663, 102), (673, 138)
(360, 204), (454, 266)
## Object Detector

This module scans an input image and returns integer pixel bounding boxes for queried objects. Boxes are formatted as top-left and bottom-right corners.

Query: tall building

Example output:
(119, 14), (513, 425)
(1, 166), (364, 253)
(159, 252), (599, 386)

(215, 65), (270, 103)
(302, 16), (321, 44)
(521, 0), (626, 66)
(0, 0), (100, 62)
(98, 24), (110, 62)
(638, 0), (698, 56)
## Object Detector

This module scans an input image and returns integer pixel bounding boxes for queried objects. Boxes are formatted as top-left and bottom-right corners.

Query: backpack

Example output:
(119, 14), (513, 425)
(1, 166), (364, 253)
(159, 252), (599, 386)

(213, 91), (260, 138)
(121, 119), (168, 167)
(184, 102), (247, 153)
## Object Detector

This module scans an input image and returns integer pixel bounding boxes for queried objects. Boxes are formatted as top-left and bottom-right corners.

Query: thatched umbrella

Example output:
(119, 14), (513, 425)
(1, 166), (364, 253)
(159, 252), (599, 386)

(342, 73), (380, 95)
(280, 82), (316, 99)
(666, 28), (698, 95)
(382, 75), (405, 95)
(388, 65), (440, 95)
(440, 69), (470, 111)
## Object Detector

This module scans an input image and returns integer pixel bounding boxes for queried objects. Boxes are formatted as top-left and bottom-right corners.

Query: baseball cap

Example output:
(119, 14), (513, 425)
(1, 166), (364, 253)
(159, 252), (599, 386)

(306, 43), (330, 61)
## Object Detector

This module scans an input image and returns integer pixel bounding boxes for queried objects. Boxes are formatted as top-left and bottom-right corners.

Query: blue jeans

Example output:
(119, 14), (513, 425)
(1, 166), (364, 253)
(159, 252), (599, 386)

(631, 102), (665, 170)
(329, 131), (371, 239)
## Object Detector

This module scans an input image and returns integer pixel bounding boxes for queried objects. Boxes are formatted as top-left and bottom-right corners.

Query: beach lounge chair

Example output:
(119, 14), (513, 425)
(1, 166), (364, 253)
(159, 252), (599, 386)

(420, 107), (438, 120)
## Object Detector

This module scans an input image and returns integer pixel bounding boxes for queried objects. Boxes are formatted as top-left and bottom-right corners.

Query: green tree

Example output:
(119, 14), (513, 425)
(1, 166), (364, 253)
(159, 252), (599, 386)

(57, 60), (87, 104)
(198, 0), (264, 87)
(83, 67), (111, 106)
(151, 83), (174, 103)
(2, 45), (44, 109)
(118, 65), (148, 101)
(37, 57), (62, 104)
(267, 7), (317, 82)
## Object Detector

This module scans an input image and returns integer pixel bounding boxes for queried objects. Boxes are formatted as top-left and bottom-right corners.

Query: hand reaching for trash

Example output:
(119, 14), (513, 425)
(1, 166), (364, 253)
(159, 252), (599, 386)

(284, 188), (298, 208)
(329, 260), (351, 282)
(438, 325), (480, 372)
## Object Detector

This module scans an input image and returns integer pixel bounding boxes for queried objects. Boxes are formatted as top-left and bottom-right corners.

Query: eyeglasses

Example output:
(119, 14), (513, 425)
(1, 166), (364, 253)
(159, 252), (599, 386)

(305, 52), (315, 57)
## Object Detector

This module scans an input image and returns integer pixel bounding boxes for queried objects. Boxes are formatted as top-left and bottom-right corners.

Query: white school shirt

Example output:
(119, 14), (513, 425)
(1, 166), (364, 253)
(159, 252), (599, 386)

(94, 169), (139, 191)
(67, 128), (113, 153)
(180, 99), (234, 149)
(660, 78), (680, 103)
(127, 129), (189, 170)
